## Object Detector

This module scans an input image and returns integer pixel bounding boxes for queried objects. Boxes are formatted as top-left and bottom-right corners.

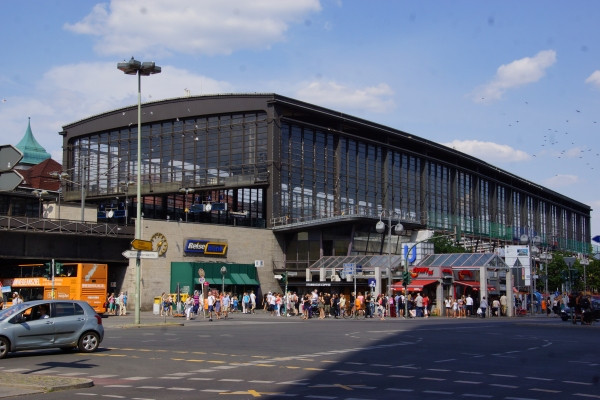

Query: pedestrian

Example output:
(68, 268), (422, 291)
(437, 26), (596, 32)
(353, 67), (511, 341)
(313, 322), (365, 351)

(415, 292), (424, 317)
(479, 296), (488, 318)
(222, 292), (230, 319)
(466, 294), (474, 317)
(250, 290), (257, 314)
(339, 294), (347, 318)
(107, 293), (115, 315)
(193, 290), (200, 315)
(242, 292), (249, 314)
(185, 295), (194, 320)
(207, 291), (216, 321)
(492, 297), (500, 317)
(500, 294), (507, 316)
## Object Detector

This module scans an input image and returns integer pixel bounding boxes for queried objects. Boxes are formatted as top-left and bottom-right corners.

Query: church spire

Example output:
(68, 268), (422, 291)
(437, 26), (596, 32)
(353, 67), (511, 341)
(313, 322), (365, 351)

(15, 117), (51, 166)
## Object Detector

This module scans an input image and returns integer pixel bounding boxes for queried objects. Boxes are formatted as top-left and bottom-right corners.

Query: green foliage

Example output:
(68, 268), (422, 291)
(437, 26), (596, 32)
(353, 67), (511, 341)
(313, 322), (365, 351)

(432, 235), (467, 254)
(542, 252), (599, 294)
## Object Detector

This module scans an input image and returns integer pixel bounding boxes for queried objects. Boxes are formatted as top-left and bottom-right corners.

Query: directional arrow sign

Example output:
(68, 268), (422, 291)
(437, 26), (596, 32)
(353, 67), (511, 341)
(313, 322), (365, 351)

(0, 145), (23, 171)
(0, 144), (24, 191)
(0, 170), (24, 191)
(593, 235), (600, 244)
(131, 239), (153, 251)
(122, 250), (159, 259)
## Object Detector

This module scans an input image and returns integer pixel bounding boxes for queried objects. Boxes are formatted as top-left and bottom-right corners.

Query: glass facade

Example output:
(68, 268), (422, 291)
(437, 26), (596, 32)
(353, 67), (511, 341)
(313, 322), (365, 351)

(275, 119), (590, 257)
(66, 111), (269, 226)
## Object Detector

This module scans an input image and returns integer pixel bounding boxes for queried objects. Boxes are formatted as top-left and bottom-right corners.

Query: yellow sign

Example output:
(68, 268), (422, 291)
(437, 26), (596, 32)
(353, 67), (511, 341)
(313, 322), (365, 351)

(131, 239), (153, 251)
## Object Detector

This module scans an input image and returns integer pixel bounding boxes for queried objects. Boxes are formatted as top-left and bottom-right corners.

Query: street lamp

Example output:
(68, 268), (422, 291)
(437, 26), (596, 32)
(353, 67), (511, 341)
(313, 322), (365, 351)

(220, 266), (227, 294)
(119, 181), (135, 226)
(520, 233), (540, 315)
(32, 189), (48, 218)
(48, 171), (69, 220)
(375, 210), (403, 298)
(539, 252), (552, 296)
(117, 57), (161, 325)
(179, 187), (195, 222)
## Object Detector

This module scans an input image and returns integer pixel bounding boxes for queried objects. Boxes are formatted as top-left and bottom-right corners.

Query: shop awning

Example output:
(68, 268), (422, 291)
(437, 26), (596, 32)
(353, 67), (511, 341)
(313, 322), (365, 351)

(230, 272), (259, 286)
(391, 279), (438, 292)
(454, 281), (495, 291)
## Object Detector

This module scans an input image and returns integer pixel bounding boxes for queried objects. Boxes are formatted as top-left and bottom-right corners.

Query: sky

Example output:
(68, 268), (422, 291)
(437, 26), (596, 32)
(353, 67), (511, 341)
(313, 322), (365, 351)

(1, 0), (599, 241)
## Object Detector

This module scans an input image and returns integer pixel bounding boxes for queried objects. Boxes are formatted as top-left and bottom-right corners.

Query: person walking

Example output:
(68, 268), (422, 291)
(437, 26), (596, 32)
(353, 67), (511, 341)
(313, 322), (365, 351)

(479, 296), (488, 318)
(207, 291), (216, 321)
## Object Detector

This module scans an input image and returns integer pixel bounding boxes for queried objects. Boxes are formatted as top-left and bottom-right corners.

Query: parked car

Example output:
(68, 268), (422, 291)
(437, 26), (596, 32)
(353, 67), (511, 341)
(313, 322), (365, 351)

(560, 295), (600, 324)
(0, 300), (104, 359)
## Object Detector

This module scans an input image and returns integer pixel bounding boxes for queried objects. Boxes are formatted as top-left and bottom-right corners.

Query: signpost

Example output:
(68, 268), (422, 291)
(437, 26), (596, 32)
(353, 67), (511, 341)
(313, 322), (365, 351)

(0, 144), (24, 191)
(131, 239), (153, 251)
(122, 250), (159, 259)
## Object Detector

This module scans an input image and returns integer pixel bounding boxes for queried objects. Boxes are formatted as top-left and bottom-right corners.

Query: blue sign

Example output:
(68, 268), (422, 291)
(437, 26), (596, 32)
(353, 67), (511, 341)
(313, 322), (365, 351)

(593, 235), (600, 244)
(184, 239), (228, 255)
(368, 278), (376, 288)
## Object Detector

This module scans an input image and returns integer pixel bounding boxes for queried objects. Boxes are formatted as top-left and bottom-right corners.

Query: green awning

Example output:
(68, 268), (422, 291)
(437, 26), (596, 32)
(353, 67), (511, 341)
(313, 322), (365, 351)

(231, 272), (259, 286)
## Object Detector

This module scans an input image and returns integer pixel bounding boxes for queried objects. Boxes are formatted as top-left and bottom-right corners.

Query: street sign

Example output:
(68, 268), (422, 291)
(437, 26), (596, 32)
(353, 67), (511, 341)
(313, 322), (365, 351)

(0, 144), (24, 191)
(0, 145), (23, 171)
(131, 239), (153, 251)
(564, 256), (576, 268)
(0, 171), (24, 191)
(593, 235), (600, 244)
(274, 274), (283, 279)
(343, 262), (356, 274)
(122, 250), (159, 259)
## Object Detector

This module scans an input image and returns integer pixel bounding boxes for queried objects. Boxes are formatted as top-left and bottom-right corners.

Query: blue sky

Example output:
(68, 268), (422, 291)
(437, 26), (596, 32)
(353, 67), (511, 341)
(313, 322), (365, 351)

(1, 0), (599, 240)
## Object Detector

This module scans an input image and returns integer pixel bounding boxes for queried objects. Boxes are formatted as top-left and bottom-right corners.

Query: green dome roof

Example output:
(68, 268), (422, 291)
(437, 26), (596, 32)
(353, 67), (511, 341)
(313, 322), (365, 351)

(16, 118), (51, 165)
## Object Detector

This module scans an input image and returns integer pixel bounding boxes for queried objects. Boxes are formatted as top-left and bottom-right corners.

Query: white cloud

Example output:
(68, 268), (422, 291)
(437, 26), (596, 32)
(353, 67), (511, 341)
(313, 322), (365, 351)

(0, 62), (233, 161)
(64, 0), (322, 56)
(543, 174), (579, 187)
(295, 81), (395, 113)
(585, 70), (600, 89)
(441, 139), (530, 163)
(471, 50), (556, 102)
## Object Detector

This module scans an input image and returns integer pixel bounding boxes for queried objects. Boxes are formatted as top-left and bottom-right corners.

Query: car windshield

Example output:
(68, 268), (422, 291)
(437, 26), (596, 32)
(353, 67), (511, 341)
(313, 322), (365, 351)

(0, 303), (30, 321)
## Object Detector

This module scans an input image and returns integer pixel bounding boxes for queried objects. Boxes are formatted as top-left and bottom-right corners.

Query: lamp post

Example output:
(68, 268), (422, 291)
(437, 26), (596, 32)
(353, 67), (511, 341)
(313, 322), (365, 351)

(220, 266), (227, 294)
(119, 180), (135, 226)
(179, 187), (195, 222)
(375, 210), (403, 298)
(539, 252), (552, 296)
(118, 57), (161, 325)
(520, 233), (540, 315)
(580, 256), (589, 293)
(33, 189), (48, 218)
(48, 171), (69, 220)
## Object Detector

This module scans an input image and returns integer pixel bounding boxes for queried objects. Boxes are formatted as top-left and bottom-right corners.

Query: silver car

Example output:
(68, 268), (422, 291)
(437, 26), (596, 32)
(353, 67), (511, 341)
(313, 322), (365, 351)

(0, 300), (104, 359)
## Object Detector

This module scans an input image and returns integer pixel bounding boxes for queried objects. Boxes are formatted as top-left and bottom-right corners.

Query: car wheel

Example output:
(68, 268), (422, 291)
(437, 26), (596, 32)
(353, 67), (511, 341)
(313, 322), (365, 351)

(78, 332), (100, 353)
(0, 337), (9, 359)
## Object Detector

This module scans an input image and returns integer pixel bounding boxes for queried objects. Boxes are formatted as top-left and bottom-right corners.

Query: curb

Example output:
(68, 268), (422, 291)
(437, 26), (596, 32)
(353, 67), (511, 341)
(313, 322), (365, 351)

(0, 372), (93, 397)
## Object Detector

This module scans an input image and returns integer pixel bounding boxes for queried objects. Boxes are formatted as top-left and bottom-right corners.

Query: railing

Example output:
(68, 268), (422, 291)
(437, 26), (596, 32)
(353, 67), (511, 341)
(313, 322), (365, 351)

(271, 207), (423, 228)
(0, 216), (134, 237)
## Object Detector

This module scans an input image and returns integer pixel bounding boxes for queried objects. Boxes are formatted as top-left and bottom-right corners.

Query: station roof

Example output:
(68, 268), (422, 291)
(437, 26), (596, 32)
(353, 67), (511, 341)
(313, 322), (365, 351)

(418, 253), (508, 269)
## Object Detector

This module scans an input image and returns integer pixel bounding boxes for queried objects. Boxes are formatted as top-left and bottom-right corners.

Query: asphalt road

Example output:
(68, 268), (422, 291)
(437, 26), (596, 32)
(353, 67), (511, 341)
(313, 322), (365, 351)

(1, 311), (599, 400)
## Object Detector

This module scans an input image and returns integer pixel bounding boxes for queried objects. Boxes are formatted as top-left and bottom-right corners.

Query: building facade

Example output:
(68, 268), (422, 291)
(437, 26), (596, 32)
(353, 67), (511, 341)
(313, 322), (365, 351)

(57, 94), (592, 308)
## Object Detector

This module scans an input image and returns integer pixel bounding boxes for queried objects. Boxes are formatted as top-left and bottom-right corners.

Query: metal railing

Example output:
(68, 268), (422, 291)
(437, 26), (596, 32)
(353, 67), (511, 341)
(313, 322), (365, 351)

(0, 216), (134, 237)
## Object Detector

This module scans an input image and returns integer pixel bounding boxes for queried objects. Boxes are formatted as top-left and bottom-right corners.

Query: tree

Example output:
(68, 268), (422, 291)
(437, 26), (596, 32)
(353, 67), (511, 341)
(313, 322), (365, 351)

(432, 235), (467, 254)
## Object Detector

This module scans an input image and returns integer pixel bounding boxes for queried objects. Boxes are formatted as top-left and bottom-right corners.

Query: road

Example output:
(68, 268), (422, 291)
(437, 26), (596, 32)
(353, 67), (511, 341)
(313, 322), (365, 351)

(1, 312), (599, 400)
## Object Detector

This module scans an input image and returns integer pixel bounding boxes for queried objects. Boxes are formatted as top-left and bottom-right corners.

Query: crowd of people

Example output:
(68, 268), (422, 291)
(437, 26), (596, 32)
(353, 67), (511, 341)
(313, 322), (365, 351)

(105, 292), (127, 315)
(151, 288), (595, 323)
(260, 290), (440, 320)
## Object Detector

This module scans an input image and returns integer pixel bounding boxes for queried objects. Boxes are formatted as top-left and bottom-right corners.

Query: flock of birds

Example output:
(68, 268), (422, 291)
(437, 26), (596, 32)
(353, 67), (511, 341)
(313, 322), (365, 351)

(505, 105), (599, 173)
